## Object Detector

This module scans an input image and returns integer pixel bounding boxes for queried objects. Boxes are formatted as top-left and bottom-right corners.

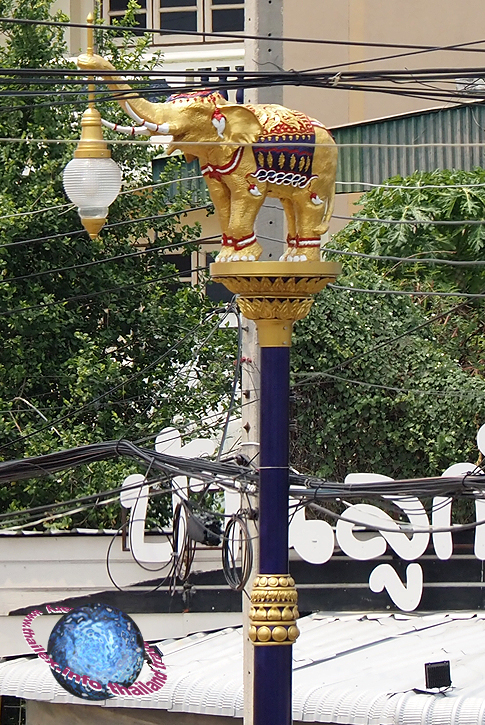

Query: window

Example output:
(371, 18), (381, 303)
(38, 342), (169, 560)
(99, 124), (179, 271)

(209, 0), (244, 33)
(106, 1), (244, 42)
(160, 0), (198, 33)
(107, 0), (147, 33)
(0, 697), (26, 725)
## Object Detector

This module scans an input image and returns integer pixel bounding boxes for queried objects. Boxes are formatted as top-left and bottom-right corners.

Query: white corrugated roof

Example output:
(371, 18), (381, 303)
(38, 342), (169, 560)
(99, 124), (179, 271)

(3, 613), (485, 723)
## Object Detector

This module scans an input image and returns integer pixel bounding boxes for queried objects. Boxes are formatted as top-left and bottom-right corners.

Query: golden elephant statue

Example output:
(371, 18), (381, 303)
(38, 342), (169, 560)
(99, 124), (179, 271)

(77, 53), (337, 262)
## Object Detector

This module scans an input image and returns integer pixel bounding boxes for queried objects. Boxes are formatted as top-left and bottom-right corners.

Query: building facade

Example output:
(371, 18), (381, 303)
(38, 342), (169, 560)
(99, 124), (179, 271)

(53, 0), (485, 234)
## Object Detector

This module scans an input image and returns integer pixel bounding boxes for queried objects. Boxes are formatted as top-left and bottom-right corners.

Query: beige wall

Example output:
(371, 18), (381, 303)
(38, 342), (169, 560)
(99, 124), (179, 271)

(282, 0), (485, 126)
(53, 1), (485, 239)
(54, 0), (485, 125)
(51, 0), (92, 55)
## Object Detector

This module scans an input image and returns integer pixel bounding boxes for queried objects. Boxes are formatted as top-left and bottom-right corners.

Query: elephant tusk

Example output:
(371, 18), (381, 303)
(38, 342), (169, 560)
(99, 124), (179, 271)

(124, 102), (170, 135)
(144, 121), (171, 134)
(101, 118), (151, 136)
(125, 101), (145, 125)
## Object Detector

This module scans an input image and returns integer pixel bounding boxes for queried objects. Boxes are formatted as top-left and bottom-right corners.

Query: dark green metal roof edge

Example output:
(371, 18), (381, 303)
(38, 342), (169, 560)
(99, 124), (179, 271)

(329, 100), (485, 193)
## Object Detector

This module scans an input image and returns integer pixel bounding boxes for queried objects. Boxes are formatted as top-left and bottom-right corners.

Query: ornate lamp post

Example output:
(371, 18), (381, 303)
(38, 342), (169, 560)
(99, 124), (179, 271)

(68, 20), (339, 719)
(63, 14), (122, 239)
(210, 259), (340, 725)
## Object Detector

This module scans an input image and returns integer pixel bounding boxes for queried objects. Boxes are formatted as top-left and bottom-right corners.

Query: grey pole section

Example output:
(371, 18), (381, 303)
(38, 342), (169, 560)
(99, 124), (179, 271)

(245, 0), (284, 262)
(241, 319), (259, 725)
(242, 6), (284, 720)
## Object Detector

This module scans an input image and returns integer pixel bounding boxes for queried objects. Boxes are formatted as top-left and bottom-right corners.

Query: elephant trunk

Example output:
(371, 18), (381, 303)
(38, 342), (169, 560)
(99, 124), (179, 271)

(76, 53), (168, 130)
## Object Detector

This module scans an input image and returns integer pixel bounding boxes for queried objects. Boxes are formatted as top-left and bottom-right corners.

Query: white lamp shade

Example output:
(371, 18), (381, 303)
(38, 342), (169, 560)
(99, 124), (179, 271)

(63, 157), (122, 219)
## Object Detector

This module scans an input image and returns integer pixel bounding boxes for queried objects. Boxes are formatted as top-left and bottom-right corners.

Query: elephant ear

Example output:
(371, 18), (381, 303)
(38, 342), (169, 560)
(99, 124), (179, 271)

(216, 104), (262, 145)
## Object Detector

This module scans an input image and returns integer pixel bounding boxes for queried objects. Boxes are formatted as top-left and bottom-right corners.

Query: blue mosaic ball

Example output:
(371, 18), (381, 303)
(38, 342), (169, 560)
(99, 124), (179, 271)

(47, 603), (145, 700)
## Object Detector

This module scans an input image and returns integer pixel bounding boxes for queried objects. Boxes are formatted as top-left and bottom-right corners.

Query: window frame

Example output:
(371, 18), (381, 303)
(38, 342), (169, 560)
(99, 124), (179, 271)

(204, 0), (244, 35)
(105, 0), (245, 46)
(105, 0), (151, 35)
(154, 0), (204, 45)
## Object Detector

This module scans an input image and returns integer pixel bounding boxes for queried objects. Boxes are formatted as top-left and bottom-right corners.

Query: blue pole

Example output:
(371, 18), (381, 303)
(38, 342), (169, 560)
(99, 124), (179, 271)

(259, 346), (290, 574)
(208, 258), (340, 725)
(253, 345), (292, 725)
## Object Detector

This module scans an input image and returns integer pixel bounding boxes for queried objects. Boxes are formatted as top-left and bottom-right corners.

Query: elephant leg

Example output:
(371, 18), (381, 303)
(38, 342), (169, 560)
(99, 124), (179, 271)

(280, 198), (298, 261)
(225, 192), (265, 262)
(287, 189), (331, 261)
(203, 176), (234, 261)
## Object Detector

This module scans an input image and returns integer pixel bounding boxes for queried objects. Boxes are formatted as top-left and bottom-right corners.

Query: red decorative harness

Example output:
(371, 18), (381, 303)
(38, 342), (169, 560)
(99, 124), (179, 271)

(200, 147), (244, 182)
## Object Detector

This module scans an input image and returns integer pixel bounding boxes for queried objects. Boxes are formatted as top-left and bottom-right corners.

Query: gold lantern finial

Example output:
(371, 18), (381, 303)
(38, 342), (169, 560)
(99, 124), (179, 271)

(62, 14), (122, 239)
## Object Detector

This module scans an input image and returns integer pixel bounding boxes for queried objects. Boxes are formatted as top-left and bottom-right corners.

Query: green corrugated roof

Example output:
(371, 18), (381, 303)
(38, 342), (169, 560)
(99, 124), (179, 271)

(330, 101), (485, 193)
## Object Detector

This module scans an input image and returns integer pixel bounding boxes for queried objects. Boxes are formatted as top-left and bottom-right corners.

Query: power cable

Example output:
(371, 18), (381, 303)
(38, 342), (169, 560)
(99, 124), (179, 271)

(222, 512), (253, 591)
(306, 500), (485, 535)
(333, 214), (485, 226)
(0, 308), (224, 452)
(4, 15), (485, 53)
(260, 235), (485, 268)
(324, 247), (485, 267)
(293, 298), (471, 385)
(327, 284), (485, 299)
(0, 264), (210, 318)
(216, 305), (242, 462)
(3, 437), (485, 531)
(0, 203), (212, 250)
(297, 370), (485, 398)
(0, 233), (218, 287)
(120, 303), (237, 439)
(301, 39), (485, 74)
(2, 77), (477, 115)
(335, 180), (485, 190)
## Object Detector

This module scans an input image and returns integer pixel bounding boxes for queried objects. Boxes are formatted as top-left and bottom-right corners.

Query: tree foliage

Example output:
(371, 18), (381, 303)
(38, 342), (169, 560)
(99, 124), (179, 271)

(0, 0), (235, 528)
(291, 170), (485, 484)
(334, 169), (485, 372)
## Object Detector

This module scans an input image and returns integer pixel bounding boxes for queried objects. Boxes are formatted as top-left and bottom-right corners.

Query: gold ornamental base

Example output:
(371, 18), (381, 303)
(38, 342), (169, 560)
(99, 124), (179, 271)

(210, 261), (341, 347)
(249, 575), (300, 645)
(81, 216), (107, 239)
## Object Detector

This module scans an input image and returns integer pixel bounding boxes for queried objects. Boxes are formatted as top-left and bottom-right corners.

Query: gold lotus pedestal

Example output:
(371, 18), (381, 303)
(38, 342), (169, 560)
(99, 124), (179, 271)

(210, 261), (341, 347)
(210, 260), (340, 725)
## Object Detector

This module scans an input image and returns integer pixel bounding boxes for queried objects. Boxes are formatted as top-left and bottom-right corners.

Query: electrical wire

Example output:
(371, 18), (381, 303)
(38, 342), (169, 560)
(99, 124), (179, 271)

(335, 180), (485, 190)
(260, 235), (485, 268)
(216, 305), (242, 462)
(105, 511), (179, 595)
(301, 40), (485, 75)
(0, 175), (204, 223)
(327, 284), (485, 299)
(221, 512), (253, 591)
(333, 214), (485, 226)
(0, 263), (210, 319)
(293, 298), (471, 386)
(0, 308), (225, 452)
(323, 247), (485, 267)
(4, 73), (485, 114)
(5, 14), (485, 54)
(0, 234), (217, 287)
(172, 500), (196, 584)
(0, 437), (480, 513)
(305, 500), (485, 535)
(120, 303), (237, 439)
(296, 370), (485, 398)
(0, 203), (213, 250)
(1, 496), (120, 532)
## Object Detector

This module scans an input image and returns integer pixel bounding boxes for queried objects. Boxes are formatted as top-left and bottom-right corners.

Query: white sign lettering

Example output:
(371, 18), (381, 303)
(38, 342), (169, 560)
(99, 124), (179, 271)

(120, 424), (485, 613)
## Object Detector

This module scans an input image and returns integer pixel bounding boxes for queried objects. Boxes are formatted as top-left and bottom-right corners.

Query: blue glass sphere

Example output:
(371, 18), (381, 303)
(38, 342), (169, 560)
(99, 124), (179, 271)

(47, 603), (145, 700)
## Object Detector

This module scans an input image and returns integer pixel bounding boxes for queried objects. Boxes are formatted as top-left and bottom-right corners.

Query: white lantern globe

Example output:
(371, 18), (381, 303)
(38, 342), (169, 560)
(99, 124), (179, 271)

(63, 156), (122, 238)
